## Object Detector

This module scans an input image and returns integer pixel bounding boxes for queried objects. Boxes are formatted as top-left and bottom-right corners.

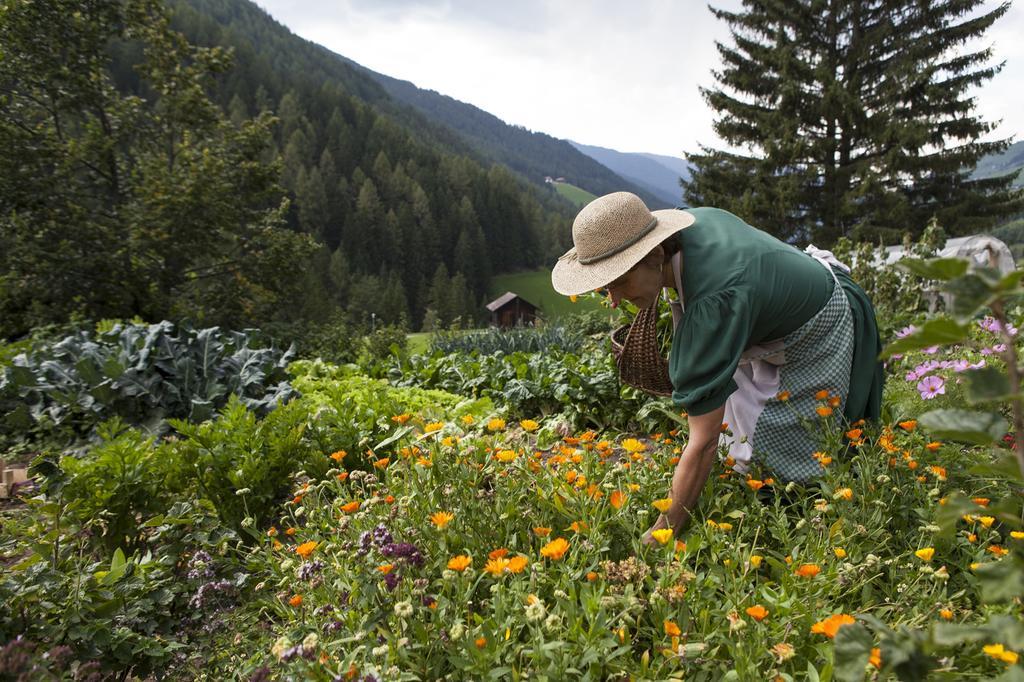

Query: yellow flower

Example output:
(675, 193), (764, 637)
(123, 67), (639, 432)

(651, 529), (674, 545)
(540, 537), (570, 560)
(484, 557), (511, 576)
(295, 541), (318, 559)
(1010, 531), (1024, 540)
(533, 526), (552, 537)
(424, 421), (444, 433)
(834, 488), (853, 501)
(520, 419), (540, 432)
(833, 547), (847, 559)
(622, 438), (647, 453)
(430, 511), (454, 529)
(441, 436), (458, 447)
(461, 414), (475, 425)
(978, 516), (995, 528)
(391, 413), (411, 424)
(983, 644), (1019, 664)
(569, 294), (578, 302)
(329, 449), (347, 461)
(915, 547), (935, 562)
(750, 555), (763, 568)
(486, 417), (506, 432)
(939, 609), (954, 620)
(495, 449), (517, 463)
(507, 555), (529, 574)
(652, 498), (673, 513)
(447, 555), (472, 572)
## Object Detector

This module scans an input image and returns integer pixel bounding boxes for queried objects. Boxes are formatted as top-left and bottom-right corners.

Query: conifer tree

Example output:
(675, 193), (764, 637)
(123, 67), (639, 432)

(686, 0), (1021, 243)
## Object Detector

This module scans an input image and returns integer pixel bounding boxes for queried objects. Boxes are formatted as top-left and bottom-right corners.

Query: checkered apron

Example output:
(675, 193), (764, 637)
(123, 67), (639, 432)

(669, 248), (854, 482)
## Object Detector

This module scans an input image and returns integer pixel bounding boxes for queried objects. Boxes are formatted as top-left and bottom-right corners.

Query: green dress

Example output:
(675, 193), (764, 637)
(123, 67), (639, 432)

(666, 208), (884, 480)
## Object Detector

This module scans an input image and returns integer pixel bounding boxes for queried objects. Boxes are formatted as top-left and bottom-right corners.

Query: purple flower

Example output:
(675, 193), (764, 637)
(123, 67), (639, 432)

(383, 572), (400, 591)
(187, 550), (215, 581)
(922, 345), (940, 355)
(372, 524), (393, 547)
(951, 359), (970, 372)
(298, 560), (324, 581)
(917, 375), (946, 400)
(896, 325), (917, 339)
(969, 359), (987, 369)
(380, 542), (425, 567)
(994, 343), (1007, 353)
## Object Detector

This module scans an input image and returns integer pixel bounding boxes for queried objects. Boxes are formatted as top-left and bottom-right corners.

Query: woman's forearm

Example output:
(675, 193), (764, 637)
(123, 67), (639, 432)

(664, 435), (718, 530)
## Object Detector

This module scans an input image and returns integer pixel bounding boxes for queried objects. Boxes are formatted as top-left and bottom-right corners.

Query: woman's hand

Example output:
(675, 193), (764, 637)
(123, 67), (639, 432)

(641, 514), (670, 546)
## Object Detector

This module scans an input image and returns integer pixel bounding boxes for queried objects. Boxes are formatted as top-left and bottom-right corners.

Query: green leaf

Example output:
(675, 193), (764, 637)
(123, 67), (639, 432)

(834, 623), (873, 682)
(918, 409), (1007, 445)
(968, 449), (1024, 482)
(975, 555), (1024, 602)
(896, 257), (968, 281)
(880, 318), (969, 359)
(931, 622), (991, 647)
(943, 274), (995, 319)
(965, 367), (1020, 404)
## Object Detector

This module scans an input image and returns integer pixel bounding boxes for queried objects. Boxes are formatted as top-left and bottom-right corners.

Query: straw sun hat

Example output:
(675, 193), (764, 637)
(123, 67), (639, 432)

(551, 192), (695, 296)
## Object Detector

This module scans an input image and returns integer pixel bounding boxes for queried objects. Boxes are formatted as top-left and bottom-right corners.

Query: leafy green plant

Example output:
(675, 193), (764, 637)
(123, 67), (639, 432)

(0, 321), (297, 450)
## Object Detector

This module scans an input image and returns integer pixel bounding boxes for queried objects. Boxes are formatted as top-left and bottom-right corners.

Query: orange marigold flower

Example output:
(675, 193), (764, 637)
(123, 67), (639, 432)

(285, 527), (297, 536)
(484, 557), (511, 576)
(621, 438), (646, 453)
(746, 605), (769, 621)
(336, 471), (349, 482)
(720, 422), (731, 433)
(988, 545), (1009, 556)
(828, 396), (841, 407)
(288, 594), (304, 607)
(423, 421), (444, 433)
(486, 418), (506, 432)
(295, 541), (318, 559)
(609, 490), (626, 510)
(533, 526), (552, 537)
(899, 420), (917, 431)
(520, 419), (540, 432)
(869, 647), (882, 669)
(447, 555), (472, 572)
(795, 563), (821, 578)
(816, 406), (833, 417)
(507, 555), (529, 574)
(340, 501), (360, 514)
(475, 636), (487, 648)
(664, 620), (682, 637)
(845, 428), (863, 440)
(929, 465), (947, 480)
(330, 449), (348, 461)
(373, 457), (390, 469)
(391, 413), (411, 424)
(495, 449), (517, 463)
(925, 441), (942, 451)
(430, 511), (454, 529)
(983, 643), (1019, 664)
(489, 548), (509, 560)
(377, 563), (394, 574)
(746, 479), (765, 491)
(586, 571), (598, 581)
(973, 497), (990, 507)
(939, 609), (954, 620)
(540, 537), (570, 560)
(814, 389), (830, 400)
(384, 494), (395, 504)
(776, 390), (791, 401)
(835, 487), (853, 501)
(267, 526), (278, 537)
(810, 613), (855, 638)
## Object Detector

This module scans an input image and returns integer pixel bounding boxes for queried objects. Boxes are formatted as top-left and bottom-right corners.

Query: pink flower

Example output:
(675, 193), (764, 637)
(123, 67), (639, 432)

(896, 325), (917, 339)
(918, 375), (946, 400)
(922, 345), (940, 355)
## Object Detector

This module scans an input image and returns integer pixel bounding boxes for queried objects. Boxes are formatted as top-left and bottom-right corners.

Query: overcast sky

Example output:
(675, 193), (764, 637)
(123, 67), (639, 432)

(253, 0), (1022, 158)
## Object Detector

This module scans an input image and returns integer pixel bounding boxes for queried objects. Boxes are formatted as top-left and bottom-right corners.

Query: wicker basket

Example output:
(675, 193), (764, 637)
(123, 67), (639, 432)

(610, 300), (674, 397)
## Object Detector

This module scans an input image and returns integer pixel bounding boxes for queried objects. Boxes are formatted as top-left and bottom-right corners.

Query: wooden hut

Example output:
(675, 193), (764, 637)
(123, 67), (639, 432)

(485, 292), (539, 328)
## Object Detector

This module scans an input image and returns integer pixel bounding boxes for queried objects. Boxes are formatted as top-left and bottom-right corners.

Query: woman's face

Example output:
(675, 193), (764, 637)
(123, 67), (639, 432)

(605, 258), (663, 310)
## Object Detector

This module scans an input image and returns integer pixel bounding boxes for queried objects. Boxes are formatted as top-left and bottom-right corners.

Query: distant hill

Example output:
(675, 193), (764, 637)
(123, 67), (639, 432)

(570, 141), (691, 207)
(340, 64), (670, 208)
(552, 182), (597, 208)
(973, 140), (1024, 188)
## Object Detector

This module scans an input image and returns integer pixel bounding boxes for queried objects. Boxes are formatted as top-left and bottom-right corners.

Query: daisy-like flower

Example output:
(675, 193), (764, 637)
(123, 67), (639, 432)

(869, 647), (882, 669)
(391, 413), (411, 424)
(621, 438), (646, 453)
(430, 511), (454, 529)
(816, 406), (833, 417)
(461, 414), (475, 425)
(834, 488), (853, 501)
(653, 498), (673, 513)
(833, 547), (847, 559)
(288, 594), (304, 607)
(915, 547), (935, 561)
(979, 516), (996, 528)
(776, 390), (791, 401)
(330, 450), (347, 461)
(424, 421), (444, 433)
(533, 526), (552, 537)
(939, 609), (954, 620)
(814, 389), (830, 400)
(340, 501), (361, 514)
(609, 490), (626, 510)
(898, 420), (917, 431)
(486, 417), (506, 432)
(295, 541), (318, 560)
(664, 620), (682, 637)
(520, 419), (540, 432)
(917, 375), (945, 400)
(540, 537), (570, 560)
(507, 556), (529, 574)
(447, 555), (472, 572)
(495, 449), (517, 462)
(983, 644), (1019, 664)
(795, 563), (821, 578)
(745, 605), (768, 621)
(749, 555), (764, 568)
(810, 614), (855, 638)
(651, 529), (674, 545)
(484, 557), (511, 576)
